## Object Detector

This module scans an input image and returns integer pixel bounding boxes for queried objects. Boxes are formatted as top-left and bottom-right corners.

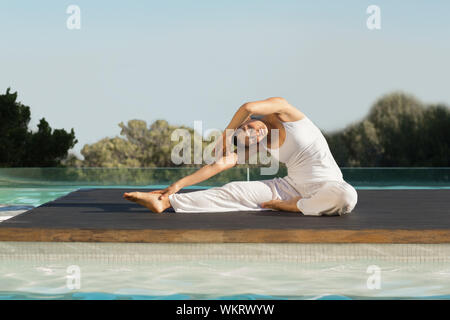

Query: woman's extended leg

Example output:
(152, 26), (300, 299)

(124, 181), (273, 213)
(169, 180), (275, 212)
(125, 178), (300, 213)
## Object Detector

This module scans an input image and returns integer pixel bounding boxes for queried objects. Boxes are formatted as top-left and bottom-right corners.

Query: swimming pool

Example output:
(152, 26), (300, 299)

(1, 242), (449, 300)
(0, 168), (449, 300)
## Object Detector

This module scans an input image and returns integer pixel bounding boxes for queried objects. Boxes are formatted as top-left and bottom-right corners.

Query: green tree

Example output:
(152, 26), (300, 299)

(418, 104), (450, 166)
(338, 119), (382, 166)
(0, 88), (30, 165)
(367, 92), (424, 166)
(0, 88), (77, 167)
(80, 119), (205, 167)
(80, 137), (139, 168)
(326, 92), (450, 167)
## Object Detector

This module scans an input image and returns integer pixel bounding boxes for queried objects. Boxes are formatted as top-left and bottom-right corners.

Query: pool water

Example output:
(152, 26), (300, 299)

(1, 251), (449, 300)
(0, 186), (449, 300)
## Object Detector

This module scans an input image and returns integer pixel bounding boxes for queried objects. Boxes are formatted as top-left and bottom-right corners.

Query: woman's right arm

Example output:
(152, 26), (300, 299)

(156, 153), (238, 200)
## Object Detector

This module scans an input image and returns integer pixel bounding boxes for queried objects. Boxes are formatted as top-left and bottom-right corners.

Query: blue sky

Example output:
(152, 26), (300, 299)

(1, 0), (449, 156)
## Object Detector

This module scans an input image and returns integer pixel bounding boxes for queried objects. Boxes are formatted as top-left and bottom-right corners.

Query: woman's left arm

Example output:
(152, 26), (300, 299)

(225, 97), (301, 131)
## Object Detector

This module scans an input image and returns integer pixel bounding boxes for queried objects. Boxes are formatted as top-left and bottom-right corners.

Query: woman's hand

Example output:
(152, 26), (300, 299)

(261, 196), (302, 212)
(150, 183), (182, 200)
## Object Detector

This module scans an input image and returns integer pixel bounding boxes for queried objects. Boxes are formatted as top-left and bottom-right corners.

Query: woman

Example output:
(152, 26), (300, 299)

(124, 97), (358, 216)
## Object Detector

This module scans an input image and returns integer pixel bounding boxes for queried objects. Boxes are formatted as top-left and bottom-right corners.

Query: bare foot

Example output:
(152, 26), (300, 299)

(261, 196), (302, 212)
(123, 192), (170, 213)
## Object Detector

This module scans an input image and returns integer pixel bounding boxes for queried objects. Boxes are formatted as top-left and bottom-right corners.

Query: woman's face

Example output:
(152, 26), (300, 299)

(235, 119), (268, 147)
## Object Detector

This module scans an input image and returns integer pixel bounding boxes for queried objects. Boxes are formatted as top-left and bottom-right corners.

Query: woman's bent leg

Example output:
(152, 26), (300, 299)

(169, 180), (276, 213)
(296, 181), (358, 216)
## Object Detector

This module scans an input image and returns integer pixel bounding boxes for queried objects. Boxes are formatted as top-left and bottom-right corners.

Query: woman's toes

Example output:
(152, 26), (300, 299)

(261, 201), (273, 208)
(124, 192), (139, 201)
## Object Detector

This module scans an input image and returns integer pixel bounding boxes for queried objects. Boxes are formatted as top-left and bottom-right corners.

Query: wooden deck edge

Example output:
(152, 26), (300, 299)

(0, 228), (449, 243)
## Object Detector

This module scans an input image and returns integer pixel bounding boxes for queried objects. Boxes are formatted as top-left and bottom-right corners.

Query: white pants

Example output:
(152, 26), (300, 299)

(169, 178), (358, 216)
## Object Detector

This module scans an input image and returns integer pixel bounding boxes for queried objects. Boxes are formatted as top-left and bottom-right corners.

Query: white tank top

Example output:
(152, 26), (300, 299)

(265, 116), (344, 185)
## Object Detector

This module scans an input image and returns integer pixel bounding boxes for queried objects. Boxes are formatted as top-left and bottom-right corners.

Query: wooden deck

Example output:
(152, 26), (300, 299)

(0, 188), (449, 243)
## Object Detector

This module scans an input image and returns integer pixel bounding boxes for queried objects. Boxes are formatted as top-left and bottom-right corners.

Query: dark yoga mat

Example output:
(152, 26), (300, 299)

(0, 188), (449, 243)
